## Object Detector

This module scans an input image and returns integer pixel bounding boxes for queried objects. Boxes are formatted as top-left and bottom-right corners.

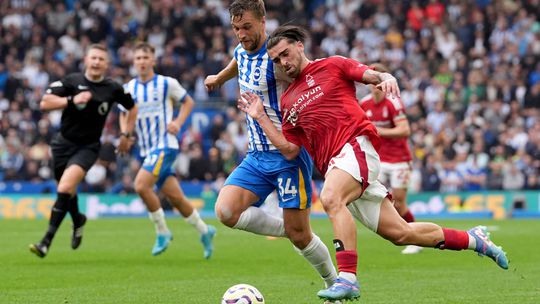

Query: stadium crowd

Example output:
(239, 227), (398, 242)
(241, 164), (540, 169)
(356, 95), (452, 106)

(0, 0), (539, 193)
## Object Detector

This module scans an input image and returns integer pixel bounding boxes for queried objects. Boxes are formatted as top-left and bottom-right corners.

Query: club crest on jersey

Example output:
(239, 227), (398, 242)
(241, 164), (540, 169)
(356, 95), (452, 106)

(98, 102), (109, 115)
(253, 67), (262, 81)
(305, 74), (315, 87)
(365, 109), (372, 117)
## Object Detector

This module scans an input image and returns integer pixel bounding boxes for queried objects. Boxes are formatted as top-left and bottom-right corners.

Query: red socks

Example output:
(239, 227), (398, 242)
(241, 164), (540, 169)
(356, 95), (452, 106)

(439, 228), (469, 250)
(402, 210), (415, 223)
(336, 250), (358, 274)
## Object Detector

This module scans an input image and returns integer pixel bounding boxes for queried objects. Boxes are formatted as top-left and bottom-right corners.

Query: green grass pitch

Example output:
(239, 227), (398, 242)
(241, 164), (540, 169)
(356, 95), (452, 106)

(1, 218), (539, 303)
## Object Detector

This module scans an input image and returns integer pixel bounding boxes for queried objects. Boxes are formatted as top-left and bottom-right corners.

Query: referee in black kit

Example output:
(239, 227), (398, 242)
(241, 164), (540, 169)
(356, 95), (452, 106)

(30, 44), (138, 258)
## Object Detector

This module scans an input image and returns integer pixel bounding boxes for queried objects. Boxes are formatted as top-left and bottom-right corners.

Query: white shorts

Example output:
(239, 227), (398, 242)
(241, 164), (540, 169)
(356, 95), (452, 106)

(379, 161), (411, 189)
(326, 136), (389, 232)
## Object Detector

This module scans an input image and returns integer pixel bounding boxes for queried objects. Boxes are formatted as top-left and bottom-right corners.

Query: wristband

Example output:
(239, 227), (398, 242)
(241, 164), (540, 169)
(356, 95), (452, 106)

(67, 95), (74, 106)
(120, 132), (131, 138)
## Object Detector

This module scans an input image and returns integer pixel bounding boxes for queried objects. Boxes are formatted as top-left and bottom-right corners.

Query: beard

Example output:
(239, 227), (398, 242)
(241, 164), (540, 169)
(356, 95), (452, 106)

(241, 34), (261, 52)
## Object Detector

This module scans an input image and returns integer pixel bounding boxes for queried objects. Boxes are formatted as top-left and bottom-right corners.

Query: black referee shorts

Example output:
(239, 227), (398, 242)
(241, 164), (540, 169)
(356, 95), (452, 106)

(51, 133), (100, 181)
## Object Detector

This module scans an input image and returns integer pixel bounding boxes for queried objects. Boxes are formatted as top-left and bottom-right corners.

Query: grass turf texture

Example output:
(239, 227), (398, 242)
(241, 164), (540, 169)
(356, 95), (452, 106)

(1, 218), (539, 303)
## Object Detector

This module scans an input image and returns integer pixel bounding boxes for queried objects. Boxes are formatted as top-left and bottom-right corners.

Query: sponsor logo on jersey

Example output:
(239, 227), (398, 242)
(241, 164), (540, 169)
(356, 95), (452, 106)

(98, 102), (109, 115)
(286, 107), (298, 126)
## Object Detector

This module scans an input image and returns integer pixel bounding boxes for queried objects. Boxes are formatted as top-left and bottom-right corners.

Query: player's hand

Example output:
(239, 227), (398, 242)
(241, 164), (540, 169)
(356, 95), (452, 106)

(204, 75), (222, 91)
(167, 121), (181, 135)
(116, 136), (132, 156)
(238, 92), (265, 120)
(72, 91), (92, 110)
(73, 91), (92, 105)
(376, 77), (400, 98)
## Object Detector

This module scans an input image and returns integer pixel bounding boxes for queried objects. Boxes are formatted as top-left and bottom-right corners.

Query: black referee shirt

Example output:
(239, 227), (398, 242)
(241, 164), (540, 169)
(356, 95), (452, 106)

(45, 73), (135, 144)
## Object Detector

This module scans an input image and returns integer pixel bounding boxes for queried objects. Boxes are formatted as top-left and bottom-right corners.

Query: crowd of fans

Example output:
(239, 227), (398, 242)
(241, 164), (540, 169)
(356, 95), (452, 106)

(0, 0), (539, 193)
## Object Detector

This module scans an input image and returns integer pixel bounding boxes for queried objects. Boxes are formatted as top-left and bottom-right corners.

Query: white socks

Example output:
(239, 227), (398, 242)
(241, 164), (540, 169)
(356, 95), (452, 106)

(150, 208), (209, 235)
(185, 209), (208, 234)
(295, 234), (338, 288)
(468, 234), (477, 250)
(233, 206), (286, 237)
(233, 208), (337, 287)
(339, 271), (357, 283)
(149, 208), (169, 234)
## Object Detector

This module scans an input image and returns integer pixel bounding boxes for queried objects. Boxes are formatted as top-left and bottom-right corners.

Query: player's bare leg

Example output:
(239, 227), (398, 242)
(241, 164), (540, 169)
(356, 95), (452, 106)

(30, 165), (86, 258)
(216, 185), (286, 237)
(284, 208), (337, 288)
(134, 169), (172, 255)
(161, 177), (215, 259)
(317, 168), (363, 301)
(375, 197), (508, 269)
(392, 187), (422, 254)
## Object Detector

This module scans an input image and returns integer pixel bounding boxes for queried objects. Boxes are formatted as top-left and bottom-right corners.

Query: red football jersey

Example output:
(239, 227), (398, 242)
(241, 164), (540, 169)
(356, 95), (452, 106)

(360, 94), (412, 163)
(281, 56), (380, 175)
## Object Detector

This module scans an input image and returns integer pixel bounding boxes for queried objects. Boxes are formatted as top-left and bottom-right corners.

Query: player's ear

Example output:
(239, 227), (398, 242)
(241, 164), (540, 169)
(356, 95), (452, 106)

(297, 41), (304, 51)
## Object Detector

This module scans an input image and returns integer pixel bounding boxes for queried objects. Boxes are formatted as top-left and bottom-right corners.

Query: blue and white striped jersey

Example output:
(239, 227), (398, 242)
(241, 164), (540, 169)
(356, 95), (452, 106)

(124, 74), (187, 157)
(235, 41), (291, 152)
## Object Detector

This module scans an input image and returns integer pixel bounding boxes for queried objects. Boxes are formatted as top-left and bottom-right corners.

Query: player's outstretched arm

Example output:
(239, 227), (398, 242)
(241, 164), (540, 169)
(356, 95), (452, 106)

(204, 58), (239, 91)
(238, 92), (301, 160)
(40, 91), (92, 111)
(167, 95), (195, 135)
(362, 69), (400, 98)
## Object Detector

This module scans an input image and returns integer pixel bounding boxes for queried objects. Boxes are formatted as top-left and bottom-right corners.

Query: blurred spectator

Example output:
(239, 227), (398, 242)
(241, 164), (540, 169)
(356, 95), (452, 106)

(188, 143), (208, 181)
(439, 158), (463, 193)
(420, 156), (441, 192)
(1, 142), (24, 180)
(109, 173), (136, 194)
(502, 161), (526, 190)
(206, 146), (224, 180)
(83, 160), (107, 193)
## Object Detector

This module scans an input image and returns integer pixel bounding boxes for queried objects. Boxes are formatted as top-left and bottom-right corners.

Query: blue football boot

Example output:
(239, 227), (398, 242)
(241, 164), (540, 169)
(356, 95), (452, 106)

(467, 225), (508, 270)
(152, 232), (172, 256)
(200, 225), (216, 259)
(317, 277), (360, 301)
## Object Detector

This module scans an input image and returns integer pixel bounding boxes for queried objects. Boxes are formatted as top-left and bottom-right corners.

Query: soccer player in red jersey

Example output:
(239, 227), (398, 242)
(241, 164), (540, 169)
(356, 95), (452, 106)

(238, 25), (508, 302)
(360, 63), (421, 255)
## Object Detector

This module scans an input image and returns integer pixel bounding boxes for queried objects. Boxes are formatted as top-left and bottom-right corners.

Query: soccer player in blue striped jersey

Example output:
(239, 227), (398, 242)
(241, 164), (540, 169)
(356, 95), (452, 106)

(205, 0), (337, 289)
(121, 42), (215, 258)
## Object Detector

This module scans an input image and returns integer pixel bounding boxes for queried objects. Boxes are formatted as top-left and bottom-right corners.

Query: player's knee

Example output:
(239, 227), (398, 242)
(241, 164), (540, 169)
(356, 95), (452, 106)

(215, 203), (237, 227)
(285, 226), (311, 249)
(319, 191), (343, 216)
(57, 183), (76, 195)
(164, 192), (183, 205)
(134, 179), (147, 195)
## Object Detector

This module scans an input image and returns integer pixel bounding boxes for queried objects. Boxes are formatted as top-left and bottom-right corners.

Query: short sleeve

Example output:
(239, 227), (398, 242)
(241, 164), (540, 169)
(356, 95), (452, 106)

(387, 95), (407, 123)
(168, 77), (188, 108)
(334, 56), (370, 83)
(116, 83), (135, 110)
(45, 75), (75, 97)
